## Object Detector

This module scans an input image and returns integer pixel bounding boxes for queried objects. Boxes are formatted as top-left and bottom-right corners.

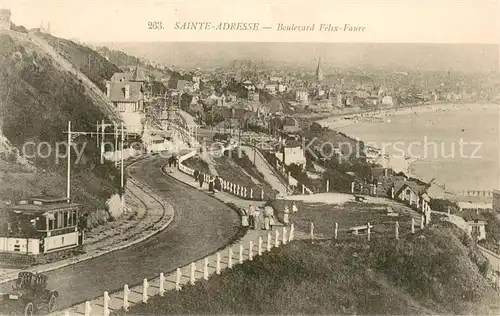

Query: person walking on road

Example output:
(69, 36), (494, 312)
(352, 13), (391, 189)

(208, 176), (215, 193)
(199, 172), (204, 188)
(241, 208), (249, 227)
(194, 169), (200, 182)
(248, 205), (256, 229)
(283, 205), (290, 226)
(214, 176), (221, 192)
(292, 202), (299, 214)
(254, 207), (262, 230)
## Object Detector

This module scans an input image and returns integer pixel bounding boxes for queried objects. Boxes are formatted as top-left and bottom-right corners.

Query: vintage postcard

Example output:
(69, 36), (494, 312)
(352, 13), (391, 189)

(0, 0), (499, 315)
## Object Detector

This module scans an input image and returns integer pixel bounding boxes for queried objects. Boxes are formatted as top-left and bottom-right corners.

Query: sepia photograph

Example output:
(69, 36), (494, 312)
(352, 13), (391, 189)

(0, 0), (499, 315)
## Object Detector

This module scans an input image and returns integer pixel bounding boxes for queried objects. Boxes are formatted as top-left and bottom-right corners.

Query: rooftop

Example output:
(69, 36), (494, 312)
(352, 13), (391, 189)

(8, 201), (82, 215)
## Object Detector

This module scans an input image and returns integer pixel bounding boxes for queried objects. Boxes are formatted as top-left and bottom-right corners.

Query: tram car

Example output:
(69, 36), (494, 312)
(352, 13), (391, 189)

(0, 196), (84, 266)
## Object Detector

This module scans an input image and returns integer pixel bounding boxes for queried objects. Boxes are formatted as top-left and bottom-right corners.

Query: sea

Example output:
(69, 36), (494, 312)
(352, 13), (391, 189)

(318, 103), (500, 192)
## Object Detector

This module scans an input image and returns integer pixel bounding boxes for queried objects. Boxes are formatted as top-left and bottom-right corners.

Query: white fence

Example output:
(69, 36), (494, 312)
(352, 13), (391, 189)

(177, 147), (274, 201)
(71, 225), (296, 316)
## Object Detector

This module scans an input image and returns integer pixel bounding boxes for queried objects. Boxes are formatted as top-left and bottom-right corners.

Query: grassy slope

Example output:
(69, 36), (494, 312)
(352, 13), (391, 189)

(271, 200), (416, 239)
(183, 156), (210, 174)
(122, 221), (498, 315)
(214, 150), (277, 199)
(0, 33), (121, 227)
(38, 33), (120, 91)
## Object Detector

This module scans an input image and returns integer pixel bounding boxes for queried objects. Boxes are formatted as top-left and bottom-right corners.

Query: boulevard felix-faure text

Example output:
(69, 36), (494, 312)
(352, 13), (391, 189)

(166, 22), (366, 32)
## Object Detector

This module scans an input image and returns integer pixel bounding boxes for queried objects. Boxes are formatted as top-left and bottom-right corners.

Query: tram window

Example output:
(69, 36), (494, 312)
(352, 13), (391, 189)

(68, 211), (73, 226)
(63, 211), (68, 228)
(59, 212), (64, 228)
(35, 217), (47, 230)
(48, 218), (54, 230)
(73, 210), (77, 226)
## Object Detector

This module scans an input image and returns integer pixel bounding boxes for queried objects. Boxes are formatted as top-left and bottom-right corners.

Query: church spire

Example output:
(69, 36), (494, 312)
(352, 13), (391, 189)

(315, 56), (324, 82)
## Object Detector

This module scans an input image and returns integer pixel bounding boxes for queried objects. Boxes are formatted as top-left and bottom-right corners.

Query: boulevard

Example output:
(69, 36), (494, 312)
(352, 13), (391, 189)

(0, 156), (241, 311)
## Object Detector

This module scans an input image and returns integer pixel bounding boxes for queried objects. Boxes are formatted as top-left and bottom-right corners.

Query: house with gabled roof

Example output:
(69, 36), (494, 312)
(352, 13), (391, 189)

(392, 179), (431, 212)
(455, 210), (487, 240)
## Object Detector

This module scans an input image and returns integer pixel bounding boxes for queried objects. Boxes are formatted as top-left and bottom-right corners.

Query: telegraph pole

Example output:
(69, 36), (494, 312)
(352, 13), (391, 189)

(121, 122), (125, 214)
(114, 122), (118, 167)
(67, 121), (72, 202)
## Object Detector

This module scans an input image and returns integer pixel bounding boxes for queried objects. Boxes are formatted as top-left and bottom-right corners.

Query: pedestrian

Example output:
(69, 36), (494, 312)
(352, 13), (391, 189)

(194, 169), (199, 182)
(248, 205), (256, 229)
(292, 201), (298, 214)
(283, 205), (290, 226)
(214, 176), (221, 192)
(254, 207), (262, 230)
(174, 155), (179, 167)
(263, 205), (273, 230)
(199, 172), (204, 188)
(208, 176), (215, 193)
(168, 156), (172, 167)
(241, 208), (249, 227)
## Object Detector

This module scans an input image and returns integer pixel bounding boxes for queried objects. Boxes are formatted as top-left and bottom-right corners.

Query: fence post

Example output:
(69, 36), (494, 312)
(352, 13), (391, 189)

(310, 222), (315, 243)
(351, 181), (355, 193)
(261, 189), (264, 200)
(190, 262), (196, 285)
(282, 226), (288, 245)
(249, 241), (254, 261)
(395, 221), (399, 240)
(216, 252), (221, 274)
(175, 268), (181, 290)
(250, 188), (253, 199)
(203, 257), (209, 280)
(103, 291), (110, 316)
(334, 222), (338, 240)
(159, 273), (165, 296)
(142, 278), (149, 303)
(123, 284), (130, 311)
(258, 236), (263, 255)
(367, 222), (371, 241)
(302, 184), (305, 194)
(267, 232), (272, 251)
(289, 224), (295, 241)
(275, 229), (280, 247)
(228, 248), (233, 269)
(420, 215), (424, 229)
(84, 301), (91, 316)
(239, 244), (244, 264)
(411, 218), (415, 233)
(326, 180), (330, 192)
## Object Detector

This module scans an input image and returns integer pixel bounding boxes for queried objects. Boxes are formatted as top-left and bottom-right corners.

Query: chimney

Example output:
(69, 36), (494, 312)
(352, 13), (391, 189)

(106, 82), (111, 98)
(124, 84), (130, 99)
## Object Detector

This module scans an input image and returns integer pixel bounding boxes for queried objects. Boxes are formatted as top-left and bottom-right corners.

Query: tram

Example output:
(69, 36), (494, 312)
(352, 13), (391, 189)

(0, 196), (84, 258)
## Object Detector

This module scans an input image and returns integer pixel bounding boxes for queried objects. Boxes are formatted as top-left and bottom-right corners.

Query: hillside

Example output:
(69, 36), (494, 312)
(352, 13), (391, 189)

(37, 33), (121, 92)
(120, 221), (498, 315)
(0, 31), (121, 227)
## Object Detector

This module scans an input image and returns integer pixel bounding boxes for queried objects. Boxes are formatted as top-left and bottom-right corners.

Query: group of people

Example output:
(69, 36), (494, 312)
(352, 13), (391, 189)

(168, 155), (178, 167)
(241, 205), (275, 230)
(193, 170), (221, 193)
(240, 202), (298, 230)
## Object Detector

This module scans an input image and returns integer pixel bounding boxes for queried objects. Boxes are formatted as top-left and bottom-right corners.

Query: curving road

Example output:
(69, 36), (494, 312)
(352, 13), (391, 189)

(0, 156), (241, 310)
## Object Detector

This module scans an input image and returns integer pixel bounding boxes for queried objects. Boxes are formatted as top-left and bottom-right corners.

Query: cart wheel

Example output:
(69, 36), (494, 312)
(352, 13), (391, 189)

(48, 293), (57, 312)
(24, 302), (34, 316)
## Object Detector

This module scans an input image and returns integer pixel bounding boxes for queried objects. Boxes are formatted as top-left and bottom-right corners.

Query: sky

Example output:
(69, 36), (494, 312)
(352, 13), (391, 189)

(2, 0), (500, 44)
